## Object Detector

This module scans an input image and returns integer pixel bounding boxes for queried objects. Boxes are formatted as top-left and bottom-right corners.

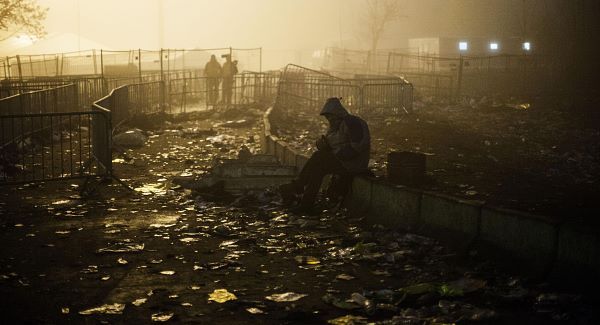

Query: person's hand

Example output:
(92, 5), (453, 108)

(316, 136), (330, 151)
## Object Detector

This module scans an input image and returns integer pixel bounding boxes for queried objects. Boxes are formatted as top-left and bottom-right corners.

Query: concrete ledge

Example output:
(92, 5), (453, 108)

(420, 191), (482, 240)
(367, 181), (421, 229)
(479, 206), (558, 270)
(262, 106), (600, 284)
(346, 176), (372, 215)
(553, 222), (600, 279)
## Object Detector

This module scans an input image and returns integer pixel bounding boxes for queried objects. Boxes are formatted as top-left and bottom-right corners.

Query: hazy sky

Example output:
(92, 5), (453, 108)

(33, 0), (523, 51)
(37, 0), (360, 50)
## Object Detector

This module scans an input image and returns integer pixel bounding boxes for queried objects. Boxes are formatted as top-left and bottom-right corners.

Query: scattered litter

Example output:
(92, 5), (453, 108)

(208, 289), (237, 303)
(97, 243), (144, 254)
(132, 298), (147, 306)
(79, 303), (125, 315)
(327, 315), (368, 325)
(265, 292), (307, 302)
(151, 312), (174, 322)
(336, 274), (355, 281)
(295, 255), (320, 265)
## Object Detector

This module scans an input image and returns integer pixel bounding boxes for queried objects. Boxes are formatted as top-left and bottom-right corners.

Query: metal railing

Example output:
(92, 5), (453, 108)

(1, 47), (263, 79)
(0, 84), (79, 115)
(166, 71), (280, 113)
(273, 64), (413, 119)
(387, 52), (551, 99)
(0, 84), (109, 184)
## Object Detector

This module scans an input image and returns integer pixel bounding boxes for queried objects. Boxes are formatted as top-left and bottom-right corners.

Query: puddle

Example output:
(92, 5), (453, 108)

(97, 243), (144, 254)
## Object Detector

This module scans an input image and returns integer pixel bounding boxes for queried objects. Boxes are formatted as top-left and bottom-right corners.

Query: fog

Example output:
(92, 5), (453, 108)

(38, 0), (356, 49)
(26, 0), (528, 69)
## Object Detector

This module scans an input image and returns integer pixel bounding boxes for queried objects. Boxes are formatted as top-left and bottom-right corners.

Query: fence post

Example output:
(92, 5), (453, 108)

(28, 55), (34, 78)
(60, 53), (65, 76)
(160, 48), (164, 80)
(160, 49), (166, 112)
(16, 55), (23, 81)
(93, 49), (98, 75)
(54, 54), (59, 77)
(259, 47), (262, 73)
(359, 86), (364, 116)
(456, 55), (464, 99)
(100, 50), (104, 78)
(138, 49), (142, 83)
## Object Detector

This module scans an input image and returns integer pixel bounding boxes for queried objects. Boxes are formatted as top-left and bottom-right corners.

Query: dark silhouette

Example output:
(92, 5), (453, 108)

(204, 54), (222, 106)
(221, 54), (238, 106)
(281, 97), (371, 214)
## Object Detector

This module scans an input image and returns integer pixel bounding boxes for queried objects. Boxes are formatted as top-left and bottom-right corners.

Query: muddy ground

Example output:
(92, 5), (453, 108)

(0, 105), (598, 324)
(271, 98), (600, 222)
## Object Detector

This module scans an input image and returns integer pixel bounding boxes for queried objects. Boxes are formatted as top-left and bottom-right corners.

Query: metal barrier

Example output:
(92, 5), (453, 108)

(387, 52), (550, 98)
(127, 81), (164, 116)
(0, 80), (151, 185)
(393, 72), (454, 98)
(1, 77), (106, 109)
(166, 71), (280, 113)
(0, 84), (109, 184)
(2, 48), (263, 79)
(0, 84), (79, 115)
(273, 64), (413, 118)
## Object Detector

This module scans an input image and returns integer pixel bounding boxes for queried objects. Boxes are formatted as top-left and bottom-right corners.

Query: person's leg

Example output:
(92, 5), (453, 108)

(297, 150), (344, 209)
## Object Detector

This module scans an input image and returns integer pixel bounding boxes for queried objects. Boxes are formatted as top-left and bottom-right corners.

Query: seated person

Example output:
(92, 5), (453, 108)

(281, 97), (371, 214)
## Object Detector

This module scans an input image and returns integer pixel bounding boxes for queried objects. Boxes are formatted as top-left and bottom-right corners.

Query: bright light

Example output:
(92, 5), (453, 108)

(489, 42), (499, 51)
(523, 42), (531, 51)
(458, 42), (468, 51)
(14, 35), (37, 47)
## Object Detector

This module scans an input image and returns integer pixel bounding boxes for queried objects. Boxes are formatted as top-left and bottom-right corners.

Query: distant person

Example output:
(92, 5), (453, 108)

(204, 54), (222, 106)
(280, 97), (371, 214)
(221, 54), (238, 106)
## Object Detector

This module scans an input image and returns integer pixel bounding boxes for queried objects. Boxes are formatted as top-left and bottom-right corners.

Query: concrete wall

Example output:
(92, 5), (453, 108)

(262, 107), (600, 282)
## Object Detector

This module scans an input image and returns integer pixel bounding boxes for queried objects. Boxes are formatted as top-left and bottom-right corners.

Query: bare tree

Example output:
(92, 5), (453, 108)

(0, 0), (48, 41)
(360, 0), (403, 71)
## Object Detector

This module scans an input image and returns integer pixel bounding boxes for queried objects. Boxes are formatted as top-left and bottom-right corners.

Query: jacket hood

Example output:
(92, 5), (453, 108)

(320, 97), (349, 118)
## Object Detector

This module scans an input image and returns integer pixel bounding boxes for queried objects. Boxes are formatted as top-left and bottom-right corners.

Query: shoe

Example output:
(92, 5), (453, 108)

(279, 181), (303, 205)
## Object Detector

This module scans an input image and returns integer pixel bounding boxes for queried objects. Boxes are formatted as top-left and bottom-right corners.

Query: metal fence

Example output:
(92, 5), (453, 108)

(167, 71), (280, 112)
(273, 64), (413, 119)
(0, 77), (106, 109)
(0, 84), (109, 184)
(0, 47), (270, 186)
(0, 79), (167, 185)
(1, 48), (263, 79)
(387, 52), (551, 99)
(0, 84), (79, 115)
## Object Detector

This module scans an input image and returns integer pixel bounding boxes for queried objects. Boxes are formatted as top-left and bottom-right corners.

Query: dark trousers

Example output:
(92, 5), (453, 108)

(296, 149), (345, 207)
(222, 78), (233, 105)
(207, 78), (220, 105)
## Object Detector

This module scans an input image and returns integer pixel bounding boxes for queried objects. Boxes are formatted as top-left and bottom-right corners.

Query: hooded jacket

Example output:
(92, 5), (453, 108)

(320, 98), (371, 173)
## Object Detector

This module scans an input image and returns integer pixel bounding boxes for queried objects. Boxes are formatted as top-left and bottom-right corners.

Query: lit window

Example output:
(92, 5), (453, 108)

(523, 42), (531, 51)
(489, 42), (499, 51)
(458, 42), (468, 51)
